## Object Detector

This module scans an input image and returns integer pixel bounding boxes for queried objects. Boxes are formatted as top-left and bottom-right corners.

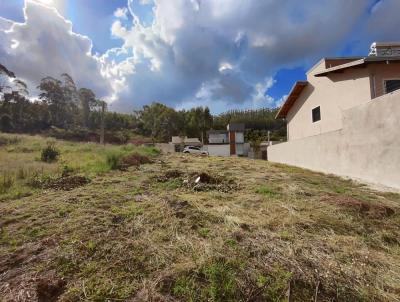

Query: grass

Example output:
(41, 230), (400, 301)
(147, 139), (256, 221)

(0, 134), (400, 301)
(0, 133), (158, 200)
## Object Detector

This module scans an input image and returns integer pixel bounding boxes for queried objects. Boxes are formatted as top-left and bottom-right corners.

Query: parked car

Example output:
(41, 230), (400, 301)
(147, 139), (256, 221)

(183, 146), (208, 155)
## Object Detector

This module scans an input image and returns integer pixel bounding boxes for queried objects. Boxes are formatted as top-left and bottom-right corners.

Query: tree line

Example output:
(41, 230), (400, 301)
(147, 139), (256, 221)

(0, 63), (286, 144)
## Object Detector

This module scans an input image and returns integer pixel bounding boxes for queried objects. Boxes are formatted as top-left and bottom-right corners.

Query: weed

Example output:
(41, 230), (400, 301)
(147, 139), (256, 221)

(0, 173), (14, 193)
(257, 265), (292, 301)
(0, 135), (21, 146)
(173, 276), (198, 301)
(41, 143), (60, 163)
(111, 203), (144, 220)
(256, 185), (280, 197)
(173, 259), (240, 302)
(203, 260), (239, 302)
(225, 239), (237, 247)
(106, 150), (123, 170)
(16, 167), (27, 180)
(198, 228), (211, 238)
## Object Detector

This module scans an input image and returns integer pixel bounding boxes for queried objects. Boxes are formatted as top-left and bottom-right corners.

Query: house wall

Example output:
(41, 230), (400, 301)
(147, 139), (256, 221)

(235, 132), (244, 143)
(209, 133), (228, 144)
(369, 63), (400, 97)
(205, 145), (231, 157)
(268, 91), (400, 190)
(287, 66), (372, 141)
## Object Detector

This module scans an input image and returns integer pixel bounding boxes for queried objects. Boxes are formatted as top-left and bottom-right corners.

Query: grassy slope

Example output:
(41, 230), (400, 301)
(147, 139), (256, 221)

(0, 134), (400, 301)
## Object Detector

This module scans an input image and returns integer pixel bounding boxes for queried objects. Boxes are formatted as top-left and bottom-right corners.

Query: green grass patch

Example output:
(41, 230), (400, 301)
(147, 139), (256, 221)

(255, 185), (281, 197)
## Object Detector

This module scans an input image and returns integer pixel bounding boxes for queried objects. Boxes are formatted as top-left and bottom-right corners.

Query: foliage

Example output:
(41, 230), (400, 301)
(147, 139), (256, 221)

(41, 143), (60, 163)
(0, 62), (287, 144)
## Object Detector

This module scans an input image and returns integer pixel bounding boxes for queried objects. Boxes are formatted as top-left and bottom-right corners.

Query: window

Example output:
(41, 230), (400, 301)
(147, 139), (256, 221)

(312, 106), (321, 123)
(384, 79), (400, 94)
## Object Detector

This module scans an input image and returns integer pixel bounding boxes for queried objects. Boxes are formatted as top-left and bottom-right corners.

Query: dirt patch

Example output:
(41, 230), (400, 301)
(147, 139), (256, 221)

(29, 175), (90, 191)
(155, 169), (183, 182)
(165, 198), (190, 218)
(120, 153), (151, 170)
(323, 196), (395, 218)
(37, 278), (66, 302)
(45, 176), (90, 191)
(186, 172), (237, 193)
(155, 170), (238, 193)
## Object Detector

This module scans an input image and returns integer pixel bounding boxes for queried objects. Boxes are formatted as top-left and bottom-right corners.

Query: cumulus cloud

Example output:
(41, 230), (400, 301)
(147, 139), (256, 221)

(106, 0), (376, 112)
(0, 0), (110, 98)
(1, 0), (399, 113)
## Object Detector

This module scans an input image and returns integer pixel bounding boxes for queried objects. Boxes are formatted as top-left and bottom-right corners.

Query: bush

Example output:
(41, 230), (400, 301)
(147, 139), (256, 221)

(41, 143), (60, 163)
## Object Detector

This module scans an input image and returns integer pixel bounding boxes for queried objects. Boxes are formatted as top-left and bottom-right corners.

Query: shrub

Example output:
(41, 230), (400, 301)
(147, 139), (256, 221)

(41, 143), (60, 163)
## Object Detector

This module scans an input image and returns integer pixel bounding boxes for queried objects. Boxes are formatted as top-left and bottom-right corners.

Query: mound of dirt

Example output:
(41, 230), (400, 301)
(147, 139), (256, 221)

(155, 170), (237, 193)
(36, 278), (66, 302)
(187, 172), (237, 193)
(44, 176), (90, 191)
(120, 153), (151, 170)
(324, 196), (395, 218)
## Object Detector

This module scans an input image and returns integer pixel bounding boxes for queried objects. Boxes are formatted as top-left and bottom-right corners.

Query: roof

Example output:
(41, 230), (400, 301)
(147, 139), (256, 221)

(184, 137), (201, 144)
(275, 81), (308, 119)
(227, 123), (245, 131)
(171, 136), (183, 144)
(373, 42), (400, 47)
(315, 56), (400, 77)
(307, 57), (364, 74)
(207, 130), (228, 135)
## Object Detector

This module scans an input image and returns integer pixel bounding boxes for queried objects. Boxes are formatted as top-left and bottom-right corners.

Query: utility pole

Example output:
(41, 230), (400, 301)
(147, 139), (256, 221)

(100, 101), (106, 145)
(267, 130), (270, 146)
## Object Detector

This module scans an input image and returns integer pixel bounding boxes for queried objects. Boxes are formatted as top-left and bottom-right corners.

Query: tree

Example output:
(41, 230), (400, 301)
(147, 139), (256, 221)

(0, 114), (13, 132)
(138, 102), (179, 142)
(78, 88), (96, 127)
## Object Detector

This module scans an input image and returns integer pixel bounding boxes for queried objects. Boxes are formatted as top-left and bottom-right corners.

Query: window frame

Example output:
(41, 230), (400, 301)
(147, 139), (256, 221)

(312, 106), (321, 123)
(383, 78), (400, 94)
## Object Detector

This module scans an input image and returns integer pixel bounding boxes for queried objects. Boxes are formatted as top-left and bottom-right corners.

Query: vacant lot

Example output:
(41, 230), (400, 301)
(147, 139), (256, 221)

(0, 134), (399, 301)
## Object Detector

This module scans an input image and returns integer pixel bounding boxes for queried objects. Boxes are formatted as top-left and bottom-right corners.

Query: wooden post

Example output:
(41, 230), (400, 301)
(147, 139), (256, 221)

(100, 101), (105, 145)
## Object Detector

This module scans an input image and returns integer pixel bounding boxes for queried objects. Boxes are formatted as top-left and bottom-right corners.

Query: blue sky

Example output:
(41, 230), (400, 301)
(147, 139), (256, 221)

(0, 0), (399, 113)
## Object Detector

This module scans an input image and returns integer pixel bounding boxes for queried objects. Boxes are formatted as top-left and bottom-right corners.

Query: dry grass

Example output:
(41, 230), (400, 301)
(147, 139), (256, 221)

(0, 135), (400, 301)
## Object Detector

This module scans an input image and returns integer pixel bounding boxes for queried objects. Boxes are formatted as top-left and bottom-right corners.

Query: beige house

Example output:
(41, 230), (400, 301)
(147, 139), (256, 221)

(269, 42), (400, 190)
(277, 42), (400, 141)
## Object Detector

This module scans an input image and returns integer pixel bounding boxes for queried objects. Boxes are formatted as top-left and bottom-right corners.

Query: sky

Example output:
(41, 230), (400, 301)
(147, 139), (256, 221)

(0, 0), (399, 113)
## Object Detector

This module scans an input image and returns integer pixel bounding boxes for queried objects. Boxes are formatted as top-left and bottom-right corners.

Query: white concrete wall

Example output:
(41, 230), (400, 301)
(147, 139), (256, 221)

(268, 91), (400, 190)
(205, 145), (231, 157)
(209, 133), (228, 144)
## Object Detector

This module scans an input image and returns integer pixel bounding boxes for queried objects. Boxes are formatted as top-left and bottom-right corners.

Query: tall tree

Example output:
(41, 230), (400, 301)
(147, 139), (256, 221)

(78, 88), (96, 127)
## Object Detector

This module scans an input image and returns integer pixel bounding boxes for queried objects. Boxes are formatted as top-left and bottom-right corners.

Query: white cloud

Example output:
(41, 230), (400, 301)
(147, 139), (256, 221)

(0, 0), (111, 99)
(114, 7), (129, 20)
(106, 0), (374, 112)
(2, 0), (399, 113)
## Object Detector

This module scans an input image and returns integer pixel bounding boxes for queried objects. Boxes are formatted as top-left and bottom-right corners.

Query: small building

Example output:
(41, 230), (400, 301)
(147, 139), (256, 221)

(170, 136), (202, 152)
(206, 123), (249, 157)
